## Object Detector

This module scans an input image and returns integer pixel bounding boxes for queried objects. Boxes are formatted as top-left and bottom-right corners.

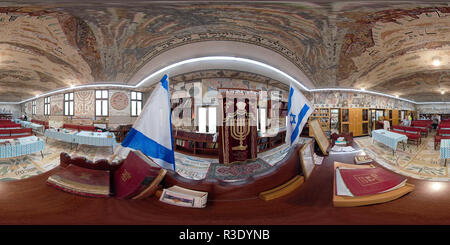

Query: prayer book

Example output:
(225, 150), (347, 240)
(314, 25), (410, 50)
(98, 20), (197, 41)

(335, 167), (407, 197)
(114, 150), (166, 199)
(46, 164), (110, 198)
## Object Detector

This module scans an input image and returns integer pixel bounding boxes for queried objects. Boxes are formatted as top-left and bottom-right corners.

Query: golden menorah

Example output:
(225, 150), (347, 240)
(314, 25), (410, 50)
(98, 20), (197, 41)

(231, 116), (250, 151)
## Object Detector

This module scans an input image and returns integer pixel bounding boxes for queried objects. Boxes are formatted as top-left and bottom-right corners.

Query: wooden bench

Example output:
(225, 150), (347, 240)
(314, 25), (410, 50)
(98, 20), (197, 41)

(31, 119), (49, 129)
(411, 120), (432, 132)
(62, 124), (96, 132)
(391, 125), (421, 146)
(0, 128), (33, 139)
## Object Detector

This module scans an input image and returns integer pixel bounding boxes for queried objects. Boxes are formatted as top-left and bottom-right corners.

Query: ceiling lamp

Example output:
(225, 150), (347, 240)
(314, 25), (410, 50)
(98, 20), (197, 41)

(441, 90), (445, 95)
(432, 57), (441, 67)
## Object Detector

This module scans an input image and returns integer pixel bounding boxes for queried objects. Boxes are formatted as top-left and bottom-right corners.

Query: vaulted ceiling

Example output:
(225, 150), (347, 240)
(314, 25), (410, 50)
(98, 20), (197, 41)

(0, 1), (449, 102)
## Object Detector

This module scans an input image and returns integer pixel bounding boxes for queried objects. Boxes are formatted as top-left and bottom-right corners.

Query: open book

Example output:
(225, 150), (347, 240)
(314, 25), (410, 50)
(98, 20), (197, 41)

(335, 166), (407, 197)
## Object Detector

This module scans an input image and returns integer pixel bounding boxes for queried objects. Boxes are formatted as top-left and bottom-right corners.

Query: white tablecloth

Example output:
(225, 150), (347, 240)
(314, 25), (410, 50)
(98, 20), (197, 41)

(371, 129), (407, 151)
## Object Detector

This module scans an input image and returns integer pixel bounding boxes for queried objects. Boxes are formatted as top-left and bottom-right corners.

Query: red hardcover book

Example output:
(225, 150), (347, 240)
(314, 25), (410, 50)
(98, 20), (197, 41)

(338, 167), (407, 196)
(46, 164), (110, 198)
(114, 150), (163, 199)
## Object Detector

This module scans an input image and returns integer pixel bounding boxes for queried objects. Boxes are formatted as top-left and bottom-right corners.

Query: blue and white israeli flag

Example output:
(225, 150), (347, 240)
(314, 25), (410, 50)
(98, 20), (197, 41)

(285, 83), (314, 146)
(121, 74), (175, 170)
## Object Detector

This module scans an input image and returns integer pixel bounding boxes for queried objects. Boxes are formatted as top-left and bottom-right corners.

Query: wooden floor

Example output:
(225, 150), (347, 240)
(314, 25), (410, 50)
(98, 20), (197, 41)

(0, 143), (449, 225)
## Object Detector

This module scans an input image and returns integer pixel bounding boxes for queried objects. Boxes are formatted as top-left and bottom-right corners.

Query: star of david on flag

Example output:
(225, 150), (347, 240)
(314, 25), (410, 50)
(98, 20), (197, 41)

(285, 83), (314, 145)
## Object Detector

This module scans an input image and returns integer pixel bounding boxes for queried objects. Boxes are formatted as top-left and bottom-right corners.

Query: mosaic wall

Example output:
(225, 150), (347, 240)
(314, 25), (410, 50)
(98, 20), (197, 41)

(74, 90), (95, 118)
(309, 91), (416, 110)
(417, 104), (450, 114)
(0, 104), (21, 118)
(22, 88), (138, 128)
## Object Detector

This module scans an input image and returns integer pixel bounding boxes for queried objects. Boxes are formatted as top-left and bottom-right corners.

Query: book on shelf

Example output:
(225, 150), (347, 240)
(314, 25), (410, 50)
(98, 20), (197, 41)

(46, 164), (110, 198)
(159, 185), (208, 208)
(354, 155), (373, 164)
(335, 167), (407, 197)
(114, 150), (167, 199)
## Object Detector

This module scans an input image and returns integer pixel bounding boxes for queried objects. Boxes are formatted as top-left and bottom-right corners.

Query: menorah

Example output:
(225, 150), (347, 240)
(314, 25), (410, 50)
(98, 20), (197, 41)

(231, 116), (250, 151)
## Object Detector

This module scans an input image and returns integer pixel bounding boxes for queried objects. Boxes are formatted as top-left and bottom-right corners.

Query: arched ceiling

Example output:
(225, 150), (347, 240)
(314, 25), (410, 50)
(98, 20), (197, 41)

(0, 1), (448, 103)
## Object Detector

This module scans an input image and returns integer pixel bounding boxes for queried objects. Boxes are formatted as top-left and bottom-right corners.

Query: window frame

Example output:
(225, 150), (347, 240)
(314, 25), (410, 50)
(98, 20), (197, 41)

(130, 91), (143, 117)
(44, 96), (51, 116)
(95, 90), (109, 117)
(64, 92), (74, 116)
(32, 100), (36, 115)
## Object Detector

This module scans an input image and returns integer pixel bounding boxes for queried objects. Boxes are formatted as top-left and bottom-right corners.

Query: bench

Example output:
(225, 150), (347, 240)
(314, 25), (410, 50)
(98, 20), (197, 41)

(31, 119), (49, 129)
(434, 129), (450, 150)
(411, 120), (432, 132)
(62, 123), (96, 132)
(391, 125), (421, 146)
(0, 123), (21, 128)
(438, 122), (450, 130)
(0, 128), (33, 139)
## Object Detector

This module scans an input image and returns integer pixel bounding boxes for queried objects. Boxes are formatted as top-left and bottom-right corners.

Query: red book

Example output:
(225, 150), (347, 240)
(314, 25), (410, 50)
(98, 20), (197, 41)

(46, 164), (110, 198)
(114, 150), (164, 199)
(338, 167), (407, 196)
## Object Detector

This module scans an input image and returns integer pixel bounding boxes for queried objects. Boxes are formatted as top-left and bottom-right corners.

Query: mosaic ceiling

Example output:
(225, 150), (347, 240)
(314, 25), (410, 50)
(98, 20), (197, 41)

(0, 1), (448, 102)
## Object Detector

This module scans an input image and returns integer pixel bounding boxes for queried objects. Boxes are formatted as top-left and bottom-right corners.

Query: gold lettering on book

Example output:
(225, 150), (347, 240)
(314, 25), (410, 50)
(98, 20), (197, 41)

(354, 174), (383, 186)
(121, 169), (132, 182)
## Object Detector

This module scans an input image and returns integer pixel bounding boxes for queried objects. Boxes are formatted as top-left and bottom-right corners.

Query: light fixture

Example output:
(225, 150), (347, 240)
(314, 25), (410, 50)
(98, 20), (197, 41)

(361, 87), (365, 91)
(441, 90), (445, 95)
(432, 57), (441, 67)
(395, 95), (399, 98)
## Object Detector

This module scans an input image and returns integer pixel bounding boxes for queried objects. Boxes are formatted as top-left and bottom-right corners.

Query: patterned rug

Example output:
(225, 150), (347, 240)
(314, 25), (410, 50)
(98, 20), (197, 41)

(206, 159), (273, 182)
(355, 134), (449, 182)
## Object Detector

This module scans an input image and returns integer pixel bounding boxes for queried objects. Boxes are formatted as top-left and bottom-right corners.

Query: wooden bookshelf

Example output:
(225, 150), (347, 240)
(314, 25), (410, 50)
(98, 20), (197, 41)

(309, 108), (330, 136)
(257, 130), (286, 153)
(172, 130), (218, 158)
(340, 108), (369, 136)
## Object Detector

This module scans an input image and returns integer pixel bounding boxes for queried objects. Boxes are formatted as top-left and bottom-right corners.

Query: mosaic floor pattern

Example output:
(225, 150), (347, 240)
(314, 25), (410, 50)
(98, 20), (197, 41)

(0, 136), (302, 182)
(355, 134), (449, 182)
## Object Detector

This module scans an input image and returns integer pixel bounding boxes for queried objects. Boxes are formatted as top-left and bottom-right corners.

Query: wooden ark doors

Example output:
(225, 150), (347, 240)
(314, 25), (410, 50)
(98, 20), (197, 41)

(340, 108), (369, 136)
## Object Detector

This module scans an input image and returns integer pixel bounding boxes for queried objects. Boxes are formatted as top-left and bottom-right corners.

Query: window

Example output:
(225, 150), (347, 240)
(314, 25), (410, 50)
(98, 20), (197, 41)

(95, 90), (109, 116)
(131, 91), (142, 116)
(64, 92), (74, 116)
(32, 100), (36, 115)
(259, 108), (267, 133)
(44, 97), (51, 116)
(198, 106), (217, 133)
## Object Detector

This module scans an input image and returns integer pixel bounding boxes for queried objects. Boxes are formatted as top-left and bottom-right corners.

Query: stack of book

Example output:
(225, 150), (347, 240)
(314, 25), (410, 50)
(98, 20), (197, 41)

(335, 137), (347, 146)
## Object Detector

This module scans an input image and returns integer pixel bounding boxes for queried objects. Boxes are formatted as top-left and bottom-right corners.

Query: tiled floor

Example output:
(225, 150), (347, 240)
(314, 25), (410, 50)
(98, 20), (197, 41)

(355, 134), (449, 182)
